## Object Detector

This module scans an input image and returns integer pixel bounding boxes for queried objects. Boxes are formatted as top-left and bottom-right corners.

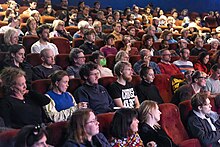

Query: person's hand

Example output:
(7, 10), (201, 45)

(78, 102), (88, 109)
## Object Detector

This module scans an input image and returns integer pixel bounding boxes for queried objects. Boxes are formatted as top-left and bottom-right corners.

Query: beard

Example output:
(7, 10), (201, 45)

(122, 74), (132, 82)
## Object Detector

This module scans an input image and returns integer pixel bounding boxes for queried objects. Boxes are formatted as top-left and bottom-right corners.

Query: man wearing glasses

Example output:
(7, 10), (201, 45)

(133, 49), (161, 75)
(172, 70), (207, 105)
(158, 49), (181, 76)
(74, 62), (114, 114)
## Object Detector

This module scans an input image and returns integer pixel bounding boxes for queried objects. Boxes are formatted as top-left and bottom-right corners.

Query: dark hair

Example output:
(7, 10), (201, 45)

(90, 51), (104, 63)
(112, 22), (121, 27)
(14, 125), (47, 147)
(179, 48), (189, 55)
(36, 24), (50, 37)
(9, 44), (25, 58)
(105, 34), (115, 44)
(124, 7), (130, 16)
(106, 15), (113, 20)
(83, 29), (95, 38)
(79, 62), (98, 80)
(29, 0), (37, 4)
(191, 70), (203, 83)
(211, 64), (220, 72)
(127, 26), (135, 32)
(197, 51), (209, 64)
(69, 48), (84, 63)
(94, 1), (100, 5)
(142, 34), (154, 47)
(110, 108), (138, 139)
(191, 93), (208, 111)
(50, 70), (68, 87)
(211, 50), (220, 64)
(140, 65), (153, 79)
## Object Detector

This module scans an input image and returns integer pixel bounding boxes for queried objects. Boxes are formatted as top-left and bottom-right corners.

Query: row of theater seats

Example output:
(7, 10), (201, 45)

(0, 103), (205, 147)
(31, 74), (184, 103)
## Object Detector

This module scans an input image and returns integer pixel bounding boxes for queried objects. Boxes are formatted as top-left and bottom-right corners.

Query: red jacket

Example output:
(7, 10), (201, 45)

(158, 62), (181, 76)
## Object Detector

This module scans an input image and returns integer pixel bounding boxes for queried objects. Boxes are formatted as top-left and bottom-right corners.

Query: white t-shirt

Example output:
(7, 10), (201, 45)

(31, 41), (59, 55)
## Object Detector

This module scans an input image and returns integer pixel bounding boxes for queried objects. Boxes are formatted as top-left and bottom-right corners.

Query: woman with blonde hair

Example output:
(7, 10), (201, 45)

(50, 19), (73, 41)
(138, 100), (177, 147)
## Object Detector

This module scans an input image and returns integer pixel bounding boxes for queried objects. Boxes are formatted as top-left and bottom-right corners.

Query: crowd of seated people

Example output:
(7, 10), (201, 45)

(1, 0), (220, 146)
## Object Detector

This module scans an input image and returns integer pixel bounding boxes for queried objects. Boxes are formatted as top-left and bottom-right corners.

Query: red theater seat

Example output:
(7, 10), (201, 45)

(68, 78), (84, 96)
(65, 26), (79, 36)
(97, 112), (114, 140)
(95, 39), (105, 49)
(22, 35), (39, 54)
(31, 79), (51, 94)
(50, 37), (71, 54)
(46, 121), (68, 147)
(0, 129), (19, 147)
(159, 103), (201, 147)
(72, 38), (84, 48)
(106, 55), (116, 70)
(55, 54), (70, 70)
(129, 55), (141, 66)
(153, 74), (172, 103)
(26, 53), (42, 67)
(98, 76), (117, 89)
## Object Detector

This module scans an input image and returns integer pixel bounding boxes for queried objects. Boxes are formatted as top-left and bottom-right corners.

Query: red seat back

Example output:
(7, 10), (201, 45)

(50, 37), (71, 54)
(46, 121), (68, 146)
(31, 79), (51, 94)
(22, 35), (39, 54)
(55, 54), (70, 70)
(0, 129), (19, 147)
(153, 74), (173, 102)
(159, 103), (189, 145)
(26, 53), (42, 67)
(129, 55), (141, 66)
(68, 78), (84, 96)
(106, 55), (116, 70)
(97, 112), (115, 140)
(72, 38), (84, 48)
(98, 76), (117, 89)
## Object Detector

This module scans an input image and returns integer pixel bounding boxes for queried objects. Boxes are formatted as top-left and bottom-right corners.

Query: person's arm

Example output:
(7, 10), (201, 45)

(0, 99), (11, 127)
(32, 66), (44, 80)
(74, 86), (89, 103)
(151, 62), (161, 74)
(44, 93), (77, 122)
(29, 91), (50, 106)
(31, 44), (40, 53)
(134, 96), (140, 108)
(188, 115), (220, 145)
(158, 63), (166, 74)
(113, 98), (124, 108)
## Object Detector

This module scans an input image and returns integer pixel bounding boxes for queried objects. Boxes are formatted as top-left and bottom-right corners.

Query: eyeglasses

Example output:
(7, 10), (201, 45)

(86, 118), (98, 124)
(198, 76), (207, 79)
(163, 54), (171, 56)
(78, 56), (85, 59)
(147, 73), (154, 77)
(89, 71), (100, 76)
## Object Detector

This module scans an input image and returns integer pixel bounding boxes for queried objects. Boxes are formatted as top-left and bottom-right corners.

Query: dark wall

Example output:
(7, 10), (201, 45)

(70, 0), (220, 13)
(22, 0), (220, 13)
